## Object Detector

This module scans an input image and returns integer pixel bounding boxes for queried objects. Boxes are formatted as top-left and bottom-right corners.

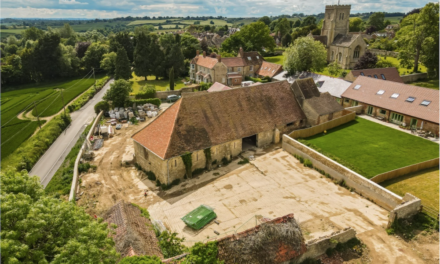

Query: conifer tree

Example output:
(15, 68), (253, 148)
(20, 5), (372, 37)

(169, 67), (174, 91)
(115, 47), (132, 80)
(133, 32), (150, 80)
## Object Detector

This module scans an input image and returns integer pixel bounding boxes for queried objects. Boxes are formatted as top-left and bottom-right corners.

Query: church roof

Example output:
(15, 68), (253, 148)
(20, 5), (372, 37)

(331, 33), (360, 47)
(132, 81), (306, 159)
(311, 35), (328, 46)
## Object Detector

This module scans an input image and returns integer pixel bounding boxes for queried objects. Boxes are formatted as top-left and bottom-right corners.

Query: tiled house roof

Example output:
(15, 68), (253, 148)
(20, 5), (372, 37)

(193, 55), (219, 69)
(207, 82), (232, 92)
(216, 214), (306, 264)
(104, 201), (163, 259)
(346, 67), (403, 83)
(342, 76), (439, 123)
(258, 61), (283, 78)
(240, 51), (264, 66)
(132, 81), (306, 159)
(221, 57), (245, 67)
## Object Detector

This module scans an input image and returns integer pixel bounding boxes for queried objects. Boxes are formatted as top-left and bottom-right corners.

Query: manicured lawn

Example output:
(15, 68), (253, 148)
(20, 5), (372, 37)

(264, 55), (284, 65)
(407, 78), (439, 90)
(299, 118), (439, 178)
(380, 167), (439, 215)
(130, 73), (186, 94)
(377, 56), (427, 75)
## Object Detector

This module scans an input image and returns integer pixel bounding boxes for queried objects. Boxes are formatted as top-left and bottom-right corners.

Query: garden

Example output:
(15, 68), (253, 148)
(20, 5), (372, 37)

(298, 118), (439, 178)
(130, 73), (186, 94)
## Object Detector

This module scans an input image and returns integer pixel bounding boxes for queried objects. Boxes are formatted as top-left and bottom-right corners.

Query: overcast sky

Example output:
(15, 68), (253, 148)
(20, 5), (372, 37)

(1, 0), (432, 19)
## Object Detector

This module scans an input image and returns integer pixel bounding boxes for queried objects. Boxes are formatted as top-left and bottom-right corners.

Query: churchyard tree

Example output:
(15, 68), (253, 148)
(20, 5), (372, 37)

(283, 36), (327, 75)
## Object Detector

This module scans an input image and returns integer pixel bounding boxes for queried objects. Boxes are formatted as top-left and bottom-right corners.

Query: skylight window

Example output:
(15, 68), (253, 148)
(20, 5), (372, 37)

(390, 93), (399, 98)
(421, 100), (431, 106)
(268, 68), (271, 71)
(353, 84), (361, 90)
(256, 56), (259, 59)
(381, 74), (386, 80)
(368, 75), (372, 77)
(377, 90), (385, 95)
(406, 97), (415, 102)
(360, 72), (364, 76)
(247, 57), (251, 60)
(374, 74), (378, 79)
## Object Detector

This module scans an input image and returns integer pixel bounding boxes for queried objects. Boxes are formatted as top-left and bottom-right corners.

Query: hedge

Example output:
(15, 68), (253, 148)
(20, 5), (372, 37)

(1, 113), (72, 172)
(135, 86), (156, 99)
(245, 76), (271, 83)
(67, 76), (110, 113)
(130, 98), (161, 107)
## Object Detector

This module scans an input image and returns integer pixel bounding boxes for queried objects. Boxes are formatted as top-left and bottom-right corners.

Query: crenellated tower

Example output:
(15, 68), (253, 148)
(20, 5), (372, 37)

(320, 5), (351, 46)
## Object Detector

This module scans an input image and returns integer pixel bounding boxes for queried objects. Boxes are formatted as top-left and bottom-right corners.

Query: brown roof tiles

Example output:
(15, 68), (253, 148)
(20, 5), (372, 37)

(347, 67), (403, 83)
(221, 57), (245, 67)
(258, 61), (283, 78)
(194, 55), (219, 69)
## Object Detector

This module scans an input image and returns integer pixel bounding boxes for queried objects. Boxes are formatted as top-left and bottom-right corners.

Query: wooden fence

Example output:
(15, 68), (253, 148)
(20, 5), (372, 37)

(289, 110), (356, 139)
(370, 158), (439, 184)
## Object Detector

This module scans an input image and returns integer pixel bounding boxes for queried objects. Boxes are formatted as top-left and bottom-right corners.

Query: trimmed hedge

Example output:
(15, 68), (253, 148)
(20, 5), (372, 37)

(135, 86), (156, 99)
(130, 98), (161, 107)
(2, 113), (72, 172)
(68, 76), (110, 113)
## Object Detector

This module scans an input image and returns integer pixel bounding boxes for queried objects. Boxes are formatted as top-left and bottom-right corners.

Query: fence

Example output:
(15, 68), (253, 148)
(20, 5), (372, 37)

(370, 158), (439, 183)
(68, 111), (103, 202)
(288, 110), (356, 139)
(344, 105), (363, 114)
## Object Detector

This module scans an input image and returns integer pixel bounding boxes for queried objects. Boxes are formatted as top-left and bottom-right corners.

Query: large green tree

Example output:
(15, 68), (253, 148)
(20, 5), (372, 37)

(367, 12), (385, 30)
(164, 35), (185, 78)
(115, 47), (132, 80)
(221, 22), (275, 54)
(1, 170), (119, 264)
(180, 33), (200, 59)
(133, 32), (151, 80)
(82, 43), (109, 70)
(34, 31), (63, 80)
(100, 52), (117, 75)
(283, 36), (327, 74)
(169, 67), (174, 90)
(397, 3), (439, 76)
(22, 27), (44, 41)
(349, 17), (365, 32)
(109, 32), (134, 62)
(258, 16), (271, 26)
(103, 79), (132, 107)
(275, 18), (291, 37)
(149, 39), (165, 79)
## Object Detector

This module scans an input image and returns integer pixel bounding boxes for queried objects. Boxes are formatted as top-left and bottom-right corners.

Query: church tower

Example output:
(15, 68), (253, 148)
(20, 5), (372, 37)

(320, 5), (351, 46)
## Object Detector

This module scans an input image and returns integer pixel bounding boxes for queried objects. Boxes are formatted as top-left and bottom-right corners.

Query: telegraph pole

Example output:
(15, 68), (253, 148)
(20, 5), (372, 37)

(61, 89), (66, 116)
(92, 67), (96, 92)
(34, 101), (41, 129)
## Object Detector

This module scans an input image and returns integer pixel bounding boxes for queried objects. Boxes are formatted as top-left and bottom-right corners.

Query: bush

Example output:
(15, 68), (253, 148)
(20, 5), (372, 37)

(221, 157), (231, 166)
(78, 162), (91, 173)
(130, 98), (161, 107)
(238, 158), (249, 165)
(135, 86), (156, 99)
(131, 203), (150, 219)
(94, 101), (110, 114)
(146, 171), (156, 181)
(192, 168), (205, 176)
(303, 159), (313, 168)
(156, 180), (161, 186)
(199, 82), (212, 91)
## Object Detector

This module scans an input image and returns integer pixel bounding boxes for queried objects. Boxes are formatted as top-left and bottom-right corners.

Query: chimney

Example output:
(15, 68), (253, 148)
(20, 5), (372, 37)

(196, 50), (199, 56)
(203, 51), (206, 57)
(217, 54), (221, 62)
(239, 47), (244, 57)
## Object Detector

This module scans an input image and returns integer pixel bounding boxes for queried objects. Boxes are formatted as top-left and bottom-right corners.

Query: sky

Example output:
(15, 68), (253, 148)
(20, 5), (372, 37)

(1, 0), (432, 19)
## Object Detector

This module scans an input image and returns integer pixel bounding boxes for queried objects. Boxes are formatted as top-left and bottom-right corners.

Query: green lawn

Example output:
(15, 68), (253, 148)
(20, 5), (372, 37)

(377, 56), (427, 75)
(380, 167), (439, 215)
(407, 78), (439, 90)
(130, 73), (186, 94)
(264, 55), (284, 65)
(298, 118), (439, 178)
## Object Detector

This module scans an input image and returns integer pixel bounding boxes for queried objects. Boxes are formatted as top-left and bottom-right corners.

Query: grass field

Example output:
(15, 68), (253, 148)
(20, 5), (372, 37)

(381, 167), (439, 214)
(51, 21), (131, 32)
(128, 19), (178, 25)
(130, 74), (185, 93)
(0, 28), (25, 38)
(264, 55), (284, 65)
(377, 56), (427, 75)
(299, 118), (439, 178)
(407, 78), (439, 90)
(155, 25), (183, 29)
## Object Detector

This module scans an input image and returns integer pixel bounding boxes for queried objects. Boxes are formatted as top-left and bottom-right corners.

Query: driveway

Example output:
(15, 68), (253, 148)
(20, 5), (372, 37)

(30, 79), (114, 187)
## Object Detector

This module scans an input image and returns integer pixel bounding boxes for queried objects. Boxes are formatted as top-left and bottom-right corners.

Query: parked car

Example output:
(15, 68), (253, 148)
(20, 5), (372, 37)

(167, 95), (181, 102)
(116, 124), (122, 130)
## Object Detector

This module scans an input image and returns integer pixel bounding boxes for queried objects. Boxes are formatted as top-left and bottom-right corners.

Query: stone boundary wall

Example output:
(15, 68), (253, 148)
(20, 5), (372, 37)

(294, 228), (357, 264)
(401, 73), (428, 83)
(344, 105), (363, 114)
(68, 111), (103, 202)
(155, 86), (201, 100)
(390, 193), (422, 221)
(371, 158), (439, 184)
(368, 49), (399, 58)
(282, 135), (403, 210)
(289, 110), (356, 139)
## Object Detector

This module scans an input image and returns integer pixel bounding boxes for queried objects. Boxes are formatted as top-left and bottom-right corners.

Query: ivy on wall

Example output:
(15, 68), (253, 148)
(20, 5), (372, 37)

(203, 148), (212, 169)
(181, 152), (193, 179)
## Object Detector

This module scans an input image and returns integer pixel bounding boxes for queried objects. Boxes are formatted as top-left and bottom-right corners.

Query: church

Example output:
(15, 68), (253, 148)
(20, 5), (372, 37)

(311, 5), (367, 69)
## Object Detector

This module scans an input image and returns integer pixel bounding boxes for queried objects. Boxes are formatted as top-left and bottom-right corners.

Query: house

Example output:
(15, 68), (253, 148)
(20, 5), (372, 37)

(291, 78), (345, 126)
(311, 5), (367, 69)
(207, 82), (232, 92)
(314, 75), (352, 103)
(345, 67), (403, 83)
(237, 48), (265, 78)
(257, 61), (283, 78)
(341, 76), (439, 133)
(132, 81), (307, 185)
(104, 201), (163, 258)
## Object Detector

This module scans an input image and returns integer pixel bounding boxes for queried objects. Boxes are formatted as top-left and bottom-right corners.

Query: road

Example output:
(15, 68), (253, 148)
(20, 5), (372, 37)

(30, 79), (114, 187)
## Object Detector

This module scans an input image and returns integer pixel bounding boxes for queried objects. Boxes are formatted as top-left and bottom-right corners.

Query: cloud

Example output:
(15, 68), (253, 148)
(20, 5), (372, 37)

(1, 6), (125, 18)
(139, 4), (201, 11)
(59, 0), (88, 4)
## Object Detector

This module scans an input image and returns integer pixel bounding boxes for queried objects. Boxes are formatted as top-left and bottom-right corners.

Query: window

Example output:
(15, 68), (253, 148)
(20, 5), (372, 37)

(237, 67), (242, 72)
(360, 72), (364, 76)
(390, 93), (399, 98)
(381, 74), (386, 80)
(247, 57), (251, 60)
(376, 90), (385, 95)
(406, 96), (415, 102)
(338, 52), (342, 62)
(344, 98), (350, 103)
(342, 13), (344, 20)
(421, 100), (431, 106)
(256, 56), (259, 59)
(353, 46), (361, 58)
(374, 74), (378, 79)
(351, 100), (359, 106)
(250, 65), (253, 71)
(353, 84), (361, 90)
(268, 68), (271, 71)
(287, 121), (295, 126)
(143, 148), (149, 160)
(328, 13), (330, 19)
(379, 109), (386, 115)
(368, 75), (372, 77)
(191, 64), (195, 69)
(331, 51), (334, 60)
(222, 77), (225, 83)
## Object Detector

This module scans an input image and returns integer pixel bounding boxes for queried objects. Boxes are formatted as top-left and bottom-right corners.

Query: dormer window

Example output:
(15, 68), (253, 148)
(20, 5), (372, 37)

(360, 72), (364, 76)
(377, 90), (385, 95)
(256, 56), (259, 59)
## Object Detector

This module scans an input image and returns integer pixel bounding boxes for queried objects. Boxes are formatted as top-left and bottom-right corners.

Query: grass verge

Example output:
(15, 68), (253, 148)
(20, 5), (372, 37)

(130, 73), (185, 94)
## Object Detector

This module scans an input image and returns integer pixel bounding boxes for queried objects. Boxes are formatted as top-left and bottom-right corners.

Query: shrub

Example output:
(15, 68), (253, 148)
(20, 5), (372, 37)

(146, 171), (156, 181)
(135, 86), (156, 99)
(78, 162), (91, 173)
(156, 180), (161, 186)
(171, 179), (180, 186)
(238, 158), (249, 165)
(221, 157), (231, 166)
(303, 159), (313, 168)
(94, 101), (110, 114)
(199, 82), (212, 91)
(192, 168), (205, 176)
(131, 203), (150, 219)
(211, 160), (217, 165)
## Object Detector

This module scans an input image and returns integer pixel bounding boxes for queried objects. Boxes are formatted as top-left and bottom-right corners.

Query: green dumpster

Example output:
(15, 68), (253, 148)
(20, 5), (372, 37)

(181, 205), (217, 230)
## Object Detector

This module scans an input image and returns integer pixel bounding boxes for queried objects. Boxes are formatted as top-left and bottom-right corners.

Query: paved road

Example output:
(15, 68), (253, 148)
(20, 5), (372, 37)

(30, 79), (114, 187)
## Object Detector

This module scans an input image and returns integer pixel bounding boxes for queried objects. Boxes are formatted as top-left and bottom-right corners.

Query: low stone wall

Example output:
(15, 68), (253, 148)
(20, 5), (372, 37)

(282, 135), (403, 210)
(389, 194), (422, 226)
(156, 90), (182, 100)
(371, 158), (439, 184)
(401, 73), (428, 83)
(295, 228), (356, 264)
(368, 49), (399, 58)
(289, 110), (356, 139)
(345, 105), (363, 114)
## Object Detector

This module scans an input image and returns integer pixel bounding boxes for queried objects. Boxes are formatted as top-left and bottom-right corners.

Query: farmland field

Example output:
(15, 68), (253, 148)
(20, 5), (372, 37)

(0, 28), (25, 38)
(127, 19), (179, 26)
(52, 21), (131, 32)
(298, 117), (439, 178)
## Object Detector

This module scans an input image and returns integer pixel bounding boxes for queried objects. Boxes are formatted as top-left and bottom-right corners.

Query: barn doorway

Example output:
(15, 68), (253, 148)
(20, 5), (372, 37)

(242, 134), (257, 151)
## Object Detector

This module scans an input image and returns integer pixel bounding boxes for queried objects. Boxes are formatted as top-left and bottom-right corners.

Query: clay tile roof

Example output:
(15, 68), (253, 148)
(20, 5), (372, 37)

(342, 76), (439, 123)
(258, 61), (283, 78)
(227, 73), (242, 78)
(331, 33), (359, 47)
(104, 201), (163, 259)
(133, 81), (306, 159)
(221, 57), (245, 67)
(195, 55), (219, 69)
(311, 35), (328, 46)
(349, 67), (403, 83)
(293, 78), (321, 99)
(241, 51), (264, 66)
(207, 82), (232, 92)
(216, 214), (306, 264)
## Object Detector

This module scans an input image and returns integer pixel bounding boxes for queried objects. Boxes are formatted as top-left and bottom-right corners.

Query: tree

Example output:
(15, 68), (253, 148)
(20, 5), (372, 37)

(169, 67), (175, 90)
(258, 16), (271, 26)
(119, 256), (163, 264)
(182, 242), (223, 264)
(368, 12), (385, 30)
(275, 18), (291, 37)
(110, 32), (134, 62)
(181, 33), (200, 59)
(1, 170), (119, 264)
(115, 47), (132, 80)
(200, 38), (209, 53)
(133, 32), (151, 80)
(100, 52), (117, 75)
(281, 33), (293, 47)
(397, 3), (439, 76)
(75, 41), (91, 59)
(103, 79), (132, 107)
(301, 16), (316, 27)
(158, 231), (186, 258)
(283, 36), (327, 75)
(165, 43), (185, 78)
(134, 25), (155, 36)
(149, 39), (165, 79)
(221, 22), (275, 54)
(365, 25), (377, 34)
(58, 23), (76, 39)
(292, 20), (301, 28)
(82, 43), (109, 71)
(328, 61), (342, 77)
(94, 100), (110, 114)
(353, 50), (378, 70)
(34, 31), (63, 80)
(22, 26), (44, 41)
(349, 17), (364, 32)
